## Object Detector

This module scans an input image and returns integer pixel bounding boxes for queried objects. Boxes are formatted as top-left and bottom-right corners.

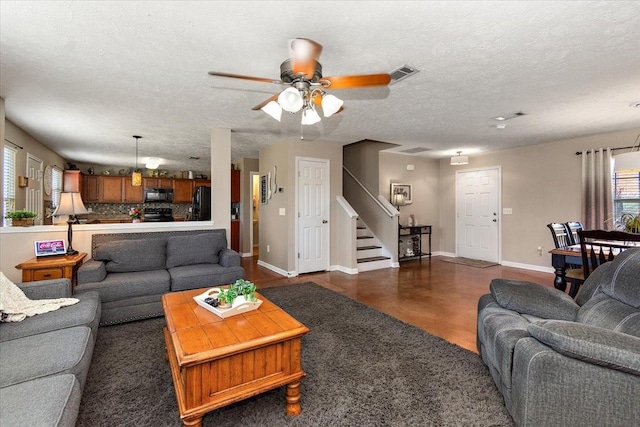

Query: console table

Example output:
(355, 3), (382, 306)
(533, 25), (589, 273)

(398, 225), (432, 262)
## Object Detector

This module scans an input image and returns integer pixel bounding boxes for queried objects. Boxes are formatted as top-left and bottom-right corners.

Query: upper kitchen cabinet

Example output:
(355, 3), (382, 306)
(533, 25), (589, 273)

(82, 175), (99, 202)
(173, 179), (193, 203)
(123, 177), (143, 202)
(63, 170), (82, 192)
(100, 176), (124, 203)
(231, 169), (240, 203)
(144, 177), (173, 189)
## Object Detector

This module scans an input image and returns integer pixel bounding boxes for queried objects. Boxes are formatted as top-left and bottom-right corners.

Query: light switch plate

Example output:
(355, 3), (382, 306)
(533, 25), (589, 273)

(279, 208), (286, 216)
(503, 208), (513, 215)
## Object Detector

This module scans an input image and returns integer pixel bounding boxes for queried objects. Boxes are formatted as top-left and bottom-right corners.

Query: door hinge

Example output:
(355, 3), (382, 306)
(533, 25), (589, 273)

(298, 252), (300, 259)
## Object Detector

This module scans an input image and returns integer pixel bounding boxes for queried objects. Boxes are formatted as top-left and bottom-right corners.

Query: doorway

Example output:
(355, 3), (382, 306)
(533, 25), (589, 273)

(455, 167), (501, 263)
(296, 157), (330, 274)
(250, 171), (260, 256)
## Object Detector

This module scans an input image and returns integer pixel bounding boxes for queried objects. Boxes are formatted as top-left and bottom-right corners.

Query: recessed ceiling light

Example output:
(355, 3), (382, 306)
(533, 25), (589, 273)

(495, 124), (507, 129)
(494, 116), (506, 121)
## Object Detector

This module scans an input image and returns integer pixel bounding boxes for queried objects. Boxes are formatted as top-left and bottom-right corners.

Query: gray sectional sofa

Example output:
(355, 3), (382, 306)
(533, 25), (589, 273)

(477, 248), (640, 427)
(75, 229), (245, 325)
(0, 278), (101, 427)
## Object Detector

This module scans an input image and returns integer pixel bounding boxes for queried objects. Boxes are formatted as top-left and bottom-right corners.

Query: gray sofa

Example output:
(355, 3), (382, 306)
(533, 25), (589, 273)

(0, 278), (101, 427)
(477, 248), (640, 427)
(75, 229), (245, 325)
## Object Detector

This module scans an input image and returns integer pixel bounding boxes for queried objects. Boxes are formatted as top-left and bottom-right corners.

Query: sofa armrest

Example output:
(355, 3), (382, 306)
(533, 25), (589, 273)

(218, 249), (241, 267)
(18, 279), (71, 299)
(490, 278), (579, 321)
(528, 320), (640, 376)
(77, 259), (107, 284)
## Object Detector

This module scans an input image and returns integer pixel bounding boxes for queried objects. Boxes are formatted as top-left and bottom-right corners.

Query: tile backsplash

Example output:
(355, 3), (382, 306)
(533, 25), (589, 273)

(83, 203), (189, 217)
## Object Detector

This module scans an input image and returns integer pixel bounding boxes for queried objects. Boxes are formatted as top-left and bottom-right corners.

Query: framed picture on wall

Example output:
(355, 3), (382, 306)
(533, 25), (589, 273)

(260, 175), (268, 204)
(390, 183), (413, 205)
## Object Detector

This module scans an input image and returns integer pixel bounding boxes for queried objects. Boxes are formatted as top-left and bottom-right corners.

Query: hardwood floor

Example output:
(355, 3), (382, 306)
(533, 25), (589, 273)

(242, 255), (555, 353)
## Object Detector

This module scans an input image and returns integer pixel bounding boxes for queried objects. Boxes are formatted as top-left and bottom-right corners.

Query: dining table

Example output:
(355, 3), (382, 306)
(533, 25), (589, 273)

(549, 241), (640, 292)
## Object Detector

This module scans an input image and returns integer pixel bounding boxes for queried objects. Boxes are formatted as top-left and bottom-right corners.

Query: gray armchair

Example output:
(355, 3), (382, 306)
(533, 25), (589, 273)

(477, 249), (640, 427)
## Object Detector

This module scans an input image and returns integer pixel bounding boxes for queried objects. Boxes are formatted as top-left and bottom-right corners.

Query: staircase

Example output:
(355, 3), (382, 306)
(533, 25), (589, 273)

(356, 219), (392, 272)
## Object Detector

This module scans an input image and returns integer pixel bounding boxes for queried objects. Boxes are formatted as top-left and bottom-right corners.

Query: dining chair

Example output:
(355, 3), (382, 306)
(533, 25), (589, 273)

(565, 221), (584, 246)
(575, 229), (640, 281)
(547, 223), (573, 248)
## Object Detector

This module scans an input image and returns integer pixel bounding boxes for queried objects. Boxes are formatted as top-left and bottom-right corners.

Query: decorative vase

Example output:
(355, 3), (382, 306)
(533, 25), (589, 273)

(11, 218), (34, 227)
(132, 218), (141, 223)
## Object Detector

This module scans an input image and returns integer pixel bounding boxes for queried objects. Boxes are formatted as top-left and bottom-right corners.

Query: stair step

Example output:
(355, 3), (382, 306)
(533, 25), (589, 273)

(357, 235), (374, 239)
(357, 226), (366, 230)
(357, 245), (382, 251)
(357, 256), (391, 263)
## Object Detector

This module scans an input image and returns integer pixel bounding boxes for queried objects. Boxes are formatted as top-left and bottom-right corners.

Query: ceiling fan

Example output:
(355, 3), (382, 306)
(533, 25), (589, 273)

(208, 38), (391, 125)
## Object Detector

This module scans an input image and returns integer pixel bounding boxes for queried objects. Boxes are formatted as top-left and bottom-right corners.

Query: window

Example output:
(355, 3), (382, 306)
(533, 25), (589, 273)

(613, 171), (640, 226)
(51, 167), (63, 207)
(2, 145), (17, 226)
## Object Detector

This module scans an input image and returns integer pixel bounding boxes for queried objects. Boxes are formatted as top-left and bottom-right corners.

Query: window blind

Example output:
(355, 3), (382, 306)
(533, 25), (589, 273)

(3, 146), (17, 226)
(52, 167), (63, 207)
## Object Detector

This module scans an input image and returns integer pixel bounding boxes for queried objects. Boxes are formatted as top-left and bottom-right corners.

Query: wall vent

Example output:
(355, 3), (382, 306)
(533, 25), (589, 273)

(389, 65), (419, 85)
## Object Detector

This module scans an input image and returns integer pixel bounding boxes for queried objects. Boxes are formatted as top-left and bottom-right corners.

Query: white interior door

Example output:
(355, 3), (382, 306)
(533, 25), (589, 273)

(26, 154), (43, 225)
(297, 158), (330, 274)
(455, 167), (500, 262)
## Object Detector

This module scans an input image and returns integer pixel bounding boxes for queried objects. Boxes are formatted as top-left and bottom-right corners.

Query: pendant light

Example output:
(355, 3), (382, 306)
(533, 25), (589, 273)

(450, 151), (469, 165)
(132, 135), (142, 186)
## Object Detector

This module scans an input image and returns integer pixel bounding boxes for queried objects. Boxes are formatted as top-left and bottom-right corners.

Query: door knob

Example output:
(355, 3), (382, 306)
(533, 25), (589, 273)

(322, 220), (328, 224)
(493, 219), (497, 222)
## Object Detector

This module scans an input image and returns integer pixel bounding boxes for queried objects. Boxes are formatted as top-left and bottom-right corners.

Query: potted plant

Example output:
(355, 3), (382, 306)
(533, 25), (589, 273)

(217, 287), (238, 309)
(5, 209), (38, 226)
(231, 279), (257, 302)
(129, 207), (142, 223)
(619, 213), (640, 233)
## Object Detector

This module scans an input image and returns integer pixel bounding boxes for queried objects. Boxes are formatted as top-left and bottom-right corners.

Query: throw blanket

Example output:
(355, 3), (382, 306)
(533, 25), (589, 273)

(0, 272), (79, 322)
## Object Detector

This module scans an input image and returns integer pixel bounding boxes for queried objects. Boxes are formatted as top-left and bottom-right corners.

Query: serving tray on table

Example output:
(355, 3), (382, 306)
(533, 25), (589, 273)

(193, 287), (262, 319)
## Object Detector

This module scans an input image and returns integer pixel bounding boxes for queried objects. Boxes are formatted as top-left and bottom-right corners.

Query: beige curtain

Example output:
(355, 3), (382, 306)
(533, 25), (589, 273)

(581, 148), (613, 230)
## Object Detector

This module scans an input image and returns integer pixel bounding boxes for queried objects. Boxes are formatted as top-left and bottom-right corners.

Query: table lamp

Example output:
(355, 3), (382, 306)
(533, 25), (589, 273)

(53, 192), (88, 255)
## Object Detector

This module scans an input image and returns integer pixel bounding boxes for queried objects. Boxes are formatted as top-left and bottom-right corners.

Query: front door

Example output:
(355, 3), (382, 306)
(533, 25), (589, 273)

(26, 154), (43, 225)
(455, 167), (501, 262)
(297, 158), (330, 274)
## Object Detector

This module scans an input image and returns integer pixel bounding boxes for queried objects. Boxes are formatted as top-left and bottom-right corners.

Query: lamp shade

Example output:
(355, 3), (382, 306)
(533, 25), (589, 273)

(450, 155), (469, 165)
(53, 192), (88, 216)
(132, 171), (142, 186)
(321, 94), (344, 117)
(261, 101), (283, 121)
(392, 192), (406, 207)
(301, 108), (321, 125)
(278, 87), (304, 113)
(614, 151), (640, 173)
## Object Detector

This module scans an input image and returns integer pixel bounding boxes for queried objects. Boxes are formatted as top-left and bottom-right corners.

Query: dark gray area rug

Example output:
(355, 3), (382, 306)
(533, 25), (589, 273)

(77, 282), (512, 426)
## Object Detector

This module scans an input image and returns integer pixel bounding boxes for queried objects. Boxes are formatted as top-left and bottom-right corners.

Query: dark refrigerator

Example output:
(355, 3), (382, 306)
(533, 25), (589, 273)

(190, 186), (211, 221)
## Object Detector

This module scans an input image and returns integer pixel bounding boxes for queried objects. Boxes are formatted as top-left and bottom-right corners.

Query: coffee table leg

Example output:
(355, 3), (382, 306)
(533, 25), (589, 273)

(182, 416), (202, 427)
(285, 381), (302, 416)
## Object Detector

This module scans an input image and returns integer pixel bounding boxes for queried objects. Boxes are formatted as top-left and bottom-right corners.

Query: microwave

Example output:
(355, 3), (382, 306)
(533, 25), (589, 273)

(144, 188), (174, 203)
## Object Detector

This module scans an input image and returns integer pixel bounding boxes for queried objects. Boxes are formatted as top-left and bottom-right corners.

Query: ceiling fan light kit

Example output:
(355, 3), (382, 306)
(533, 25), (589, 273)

(209, 38), (391, 127)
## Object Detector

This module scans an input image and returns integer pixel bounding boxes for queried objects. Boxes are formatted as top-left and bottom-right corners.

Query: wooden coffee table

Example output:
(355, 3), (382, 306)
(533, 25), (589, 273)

(162, 289), (309, 427)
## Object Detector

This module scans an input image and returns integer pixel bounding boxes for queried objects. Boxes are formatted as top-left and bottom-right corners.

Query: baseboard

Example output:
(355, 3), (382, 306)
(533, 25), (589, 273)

(501, 260), (554, 274)
(256, 260), (297, 277)
(434, 251), (456, 258)
(240, 252), (253, 258)
(329, 265), (359, 275)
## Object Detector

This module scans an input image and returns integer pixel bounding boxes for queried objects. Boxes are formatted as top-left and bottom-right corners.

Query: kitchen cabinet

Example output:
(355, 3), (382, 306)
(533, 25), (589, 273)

(231, 169), (240, 203)
(231, 220), (240, 252)
(194, 179), (211, 188)
(123, 177), (143, 202)
(173, 179), (193, 203)
(144, 177), (173, 189)
(63, 170), (82, 192)
(83, 175), (99, 202)
(100, 176), (124, 203)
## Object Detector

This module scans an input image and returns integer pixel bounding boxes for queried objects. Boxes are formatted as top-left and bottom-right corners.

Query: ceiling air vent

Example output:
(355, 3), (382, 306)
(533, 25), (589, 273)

(389, 65), (419, 85)
(400, 147), (431, 154)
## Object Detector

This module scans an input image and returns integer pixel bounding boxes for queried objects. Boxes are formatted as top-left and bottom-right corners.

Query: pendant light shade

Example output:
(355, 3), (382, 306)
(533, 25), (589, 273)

(132, 135), (142, 186)
(278, 87), (304, 112)
(321, 94), (344, 117)
(614, 151), (640, 173)
(450, 151), (469, 165)
(301, 108), (321, 125)
(261, 101), (283, 121)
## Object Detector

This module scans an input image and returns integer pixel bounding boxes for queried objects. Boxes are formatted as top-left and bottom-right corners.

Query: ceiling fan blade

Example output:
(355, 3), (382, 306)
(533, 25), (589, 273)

(290, 38), (323, 79)
(251, 94), (279, 111)
(322, 73), (391, 89)
(208, 71), (281, 84)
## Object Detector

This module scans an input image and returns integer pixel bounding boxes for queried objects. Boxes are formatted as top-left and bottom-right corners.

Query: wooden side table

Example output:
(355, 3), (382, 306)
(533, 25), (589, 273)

(15, 252), (87, 290)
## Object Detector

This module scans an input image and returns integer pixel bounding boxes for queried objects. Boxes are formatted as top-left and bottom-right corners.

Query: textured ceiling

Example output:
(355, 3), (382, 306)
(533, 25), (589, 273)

(1, 1), (640, 172)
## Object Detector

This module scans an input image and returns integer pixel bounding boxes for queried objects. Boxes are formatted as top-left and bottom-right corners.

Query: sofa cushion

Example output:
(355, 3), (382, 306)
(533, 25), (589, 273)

(168, 263), (245, 291)
(0, 326), (94, 389)
(599, 249), (640, 308)
(0, 291), (100, 342)
(490, 279), (579, 321)
(529, 320), (640, 376)
(166, 232), (227, 268)
(94, 239), (166, 273)
(74, 270), (170, 303)
(576, 292), (640, 338)
(0, 374), (81, 427)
